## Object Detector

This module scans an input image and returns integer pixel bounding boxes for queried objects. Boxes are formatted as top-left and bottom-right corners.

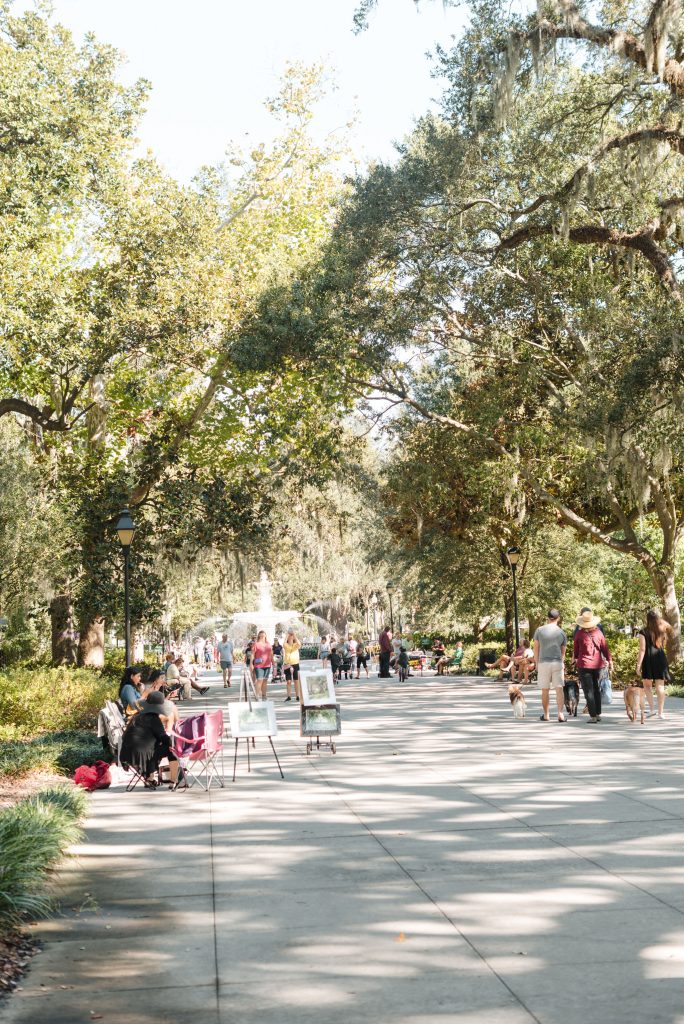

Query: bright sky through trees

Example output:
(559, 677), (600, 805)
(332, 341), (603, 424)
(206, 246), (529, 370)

(17, 0), (466, 179)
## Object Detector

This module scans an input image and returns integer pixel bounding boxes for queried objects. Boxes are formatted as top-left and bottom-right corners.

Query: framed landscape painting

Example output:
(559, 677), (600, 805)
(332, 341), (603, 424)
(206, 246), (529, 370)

(300, 668), (336, 706)
(229, 700), (278, 738)
(300, 704), (341, 737)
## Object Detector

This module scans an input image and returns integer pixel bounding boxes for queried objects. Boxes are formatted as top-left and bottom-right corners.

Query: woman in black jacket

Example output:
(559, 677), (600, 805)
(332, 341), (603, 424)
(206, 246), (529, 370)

(120, 691), (181, 787)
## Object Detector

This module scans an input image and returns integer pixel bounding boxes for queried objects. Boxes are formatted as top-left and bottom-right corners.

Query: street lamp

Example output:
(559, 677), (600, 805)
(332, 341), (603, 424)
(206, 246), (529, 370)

(370, 593), (378, 639)
(507, 546), (521, 650)
(386, 580), (395, 634)
(116, 508), (137, 667)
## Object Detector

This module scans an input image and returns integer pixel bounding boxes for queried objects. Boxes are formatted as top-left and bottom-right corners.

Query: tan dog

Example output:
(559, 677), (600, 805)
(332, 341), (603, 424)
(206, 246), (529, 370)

(508, 685), (526, 719)
(624, 681), (645, 724)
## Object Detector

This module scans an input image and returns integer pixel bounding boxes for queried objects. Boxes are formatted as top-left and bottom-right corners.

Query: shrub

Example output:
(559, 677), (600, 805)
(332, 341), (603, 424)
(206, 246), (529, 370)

(0, 785), (87, 927)
(0, 667), (112, 737)
(0, 731), (107, 781)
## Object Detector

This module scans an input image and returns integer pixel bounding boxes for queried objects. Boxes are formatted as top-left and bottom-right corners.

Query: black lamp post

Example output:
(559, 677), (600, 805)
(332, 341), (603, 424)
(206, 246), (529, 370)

(386, 580), (395, 634)
(507, 546), (521, 650)
(116, 508), (137, 667)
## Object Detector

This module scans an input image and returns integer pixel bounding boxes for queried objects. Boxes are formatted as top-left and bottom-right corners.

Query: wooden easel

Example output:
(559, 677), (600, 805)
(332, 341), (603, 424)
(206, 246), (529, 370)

(232, 668), (284, 780)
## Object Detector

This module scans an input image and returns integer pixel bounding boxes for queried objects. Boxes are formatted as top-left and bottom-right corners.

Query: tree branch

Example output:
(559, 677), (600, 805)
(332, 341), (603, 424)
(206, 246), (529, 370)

(498, 220), (681, 298)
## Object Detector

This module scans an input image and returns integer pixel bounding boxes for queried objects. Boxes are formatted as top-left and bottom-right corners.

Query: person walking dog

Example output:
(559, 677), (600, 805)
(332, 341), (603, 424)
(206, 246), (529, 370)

(533, 609), (567, 722)
(573, 609), (612, 723)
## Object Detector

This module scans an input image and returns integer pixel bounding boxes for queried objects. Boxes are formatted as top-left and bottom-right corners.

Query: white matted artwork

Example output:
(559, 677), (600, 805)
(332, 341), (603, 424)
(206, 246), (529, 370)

(229, 700), (278, 738)
(300, 704), (341, 737)
(300, 668), (336, 706)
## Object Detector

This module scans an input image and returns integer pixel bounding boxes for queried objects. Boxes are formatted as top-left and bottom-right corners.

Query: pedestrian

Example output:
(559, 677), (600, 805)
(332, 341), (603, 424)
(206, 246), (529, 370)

(573, 609), (612, 723)
(533, 610), (567, 723)
(378, 625), (392, 678)
(345, 634), (358, 676)
(319, 635), (331, 666)
(397, 645), (410, 682)
(217, 633), (234, 688)
(283, 629), (301, 702)
(636, 609), (672, 719)
(356, 639), (369, 678)
(252, 629), (273, 700)
(203, 638), (214, 670)
(272, 635), (284, 683)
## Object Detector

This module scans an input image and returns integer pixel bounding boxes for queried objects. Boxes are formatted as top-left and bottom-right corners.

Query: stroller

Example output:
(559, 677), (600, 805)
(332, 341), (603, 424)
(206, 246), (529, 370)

(272, 652), (284, 683)
(340, 653), (353, 679)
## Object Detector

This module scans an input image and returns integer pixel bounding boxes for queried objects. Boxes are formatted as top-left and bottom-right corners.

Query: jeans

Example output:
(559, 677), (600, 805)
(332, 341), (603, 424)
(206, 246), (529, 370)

(379, 651), (391, 677)
(579, 668), (602, 718)
(255, 667), (271, 681)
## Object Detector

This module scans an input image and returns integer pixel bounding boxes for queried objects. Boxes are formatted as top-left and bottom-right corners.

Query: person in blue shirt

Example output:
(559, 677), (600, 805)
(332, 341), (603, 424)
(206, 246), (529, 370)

(118, 665), (144, 716)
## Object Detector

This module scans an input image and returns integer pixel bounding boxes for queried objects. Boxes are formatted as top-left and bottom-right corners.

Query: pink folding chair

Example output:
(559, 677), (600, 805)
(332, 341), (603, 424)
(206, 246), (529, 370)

(171, 710), (224, 790)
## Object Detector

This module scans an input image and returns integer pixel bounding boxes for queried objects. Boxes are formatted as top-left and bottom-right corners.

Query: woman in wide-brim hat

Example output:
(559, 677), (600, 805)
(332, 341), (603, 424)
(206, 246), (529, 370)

(573, 609), (612, 723)
(120, 691), (180, 787)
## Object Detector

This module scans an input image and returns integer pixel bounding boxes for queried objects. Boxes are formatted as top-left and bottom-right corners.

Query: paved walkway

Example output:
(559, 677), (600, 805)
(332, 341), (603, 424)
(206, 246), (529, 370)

(3, 668), (684, 1024)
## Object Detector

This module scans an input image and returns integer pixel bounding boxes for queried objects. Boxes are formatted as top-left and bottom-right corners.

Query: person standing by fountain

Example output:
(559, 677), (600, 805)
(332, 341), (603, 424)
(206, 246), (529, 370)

(217, 633), (235, 688)
(283, 629), (302, 703)
(252, 629), (273, 700)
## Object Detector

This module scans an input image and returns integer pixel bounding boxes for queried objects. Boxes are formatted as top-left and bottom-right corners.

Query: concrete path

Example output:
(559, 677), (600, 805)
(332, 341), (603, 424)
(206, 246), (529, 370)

(3, 668), (684, 1024)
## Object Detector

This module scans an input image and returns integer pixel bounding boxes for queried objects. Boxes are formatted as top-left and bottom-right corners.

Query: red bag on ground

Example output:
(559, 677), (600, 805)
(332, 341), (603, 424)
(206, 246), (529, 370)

(74, 760), (112, 791)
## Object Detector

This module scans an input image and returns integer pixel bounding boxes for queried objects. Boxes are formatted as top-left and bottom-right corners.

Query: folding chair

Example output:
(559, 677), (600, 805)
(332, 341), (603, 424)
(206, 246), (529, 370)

(171, 710), (224, 790)
(97, 700), (127, 766)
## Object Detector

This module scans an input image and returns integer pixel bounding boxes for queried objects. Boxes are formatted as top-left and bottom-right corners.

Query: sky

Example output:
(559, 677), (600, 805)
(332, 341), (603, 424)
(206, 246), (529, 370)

(17, 0), (468, 180)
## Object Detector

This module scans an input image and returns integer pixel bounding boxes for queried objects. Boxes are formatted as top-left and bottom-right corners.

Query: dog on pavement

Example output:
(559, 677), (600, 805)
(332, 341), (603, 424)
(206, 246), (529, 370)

(563, 677), (580, 718)
(624, 680), (645, 724)
(508, 685), (526, 719)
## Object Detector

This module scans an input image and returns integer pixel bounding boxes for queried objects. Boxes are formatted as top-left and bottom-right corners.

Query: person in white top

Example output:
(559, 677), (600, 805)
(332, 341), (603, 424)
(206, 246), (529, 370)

(217, 634), (235, 688)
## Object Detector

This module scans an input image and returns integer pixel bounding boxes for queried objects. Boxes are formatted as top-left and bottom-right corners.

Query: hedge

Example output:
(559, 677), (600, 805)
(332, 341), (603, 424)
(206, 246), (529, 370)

(0, 785), (88, 928)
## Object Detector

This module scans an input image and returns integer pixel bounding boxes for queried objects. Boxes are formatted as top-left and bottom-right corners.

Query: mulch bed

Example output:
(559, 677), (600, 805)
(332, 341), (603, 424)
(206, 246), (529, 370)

(0, 932), (40, 999)
(0, 770), (67, 810)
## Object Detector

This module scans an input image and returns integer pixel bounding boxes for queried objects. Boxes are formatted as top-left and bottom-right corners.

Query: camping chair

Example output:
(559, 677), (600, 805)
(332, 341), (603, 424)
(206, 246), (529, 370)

(97, 700), (127, 766)
(171, 710), (225, 790)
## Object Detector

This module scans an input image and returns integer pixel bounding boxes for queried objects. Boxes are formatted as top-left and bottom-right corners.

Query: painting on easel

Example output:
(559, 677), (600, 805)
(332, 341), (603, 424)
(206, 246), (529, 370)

(300, 704), (341, 737)
(229, 701), (278, 738)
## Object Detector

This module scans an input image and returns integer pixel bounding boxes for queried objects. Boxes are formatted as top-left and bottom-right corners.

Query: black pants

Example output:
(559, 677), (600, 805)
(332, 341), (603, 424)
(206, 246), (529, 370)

(579, 668), (602, 718)
(379, 651), (391, 677)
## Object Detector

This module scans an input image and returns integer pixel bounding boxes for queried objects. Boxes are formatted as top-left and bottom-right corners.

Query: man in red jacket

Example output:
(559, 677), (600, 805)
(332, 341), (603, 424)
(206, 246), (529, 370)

(378, 626), (392, 678)
(573, 609), (612, 722)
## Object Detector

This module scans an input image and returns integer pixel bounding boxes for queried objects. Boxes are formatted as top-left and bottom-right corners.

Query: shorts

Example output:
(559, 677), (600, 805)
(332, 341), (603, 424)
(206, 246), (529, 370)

(284, 664), (300, 681)
(255, 667), (271, 680)
(537, 661), (564, 689)
(220, 661), (232, 670)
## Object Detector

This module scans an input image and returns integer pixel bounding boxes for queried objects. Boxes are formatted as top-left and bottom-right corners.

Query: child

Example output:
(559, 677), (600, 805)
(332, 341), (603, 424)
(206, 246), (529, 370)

(398, 646), (410, 682)
(330, 644), (343, 685)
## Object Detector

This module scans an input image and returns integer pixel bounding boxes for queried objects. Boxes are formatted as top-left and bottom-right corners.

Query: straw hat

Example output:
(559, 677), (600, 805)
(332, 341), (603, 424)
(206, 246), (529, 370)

(575, 609), (601, 629)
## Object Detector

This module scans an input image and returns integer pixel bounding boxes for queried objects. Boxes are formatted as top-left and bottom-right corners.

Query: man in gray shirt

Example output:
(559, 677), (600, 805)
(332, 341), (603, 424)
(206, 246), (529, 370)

(533, 609), (567, 722)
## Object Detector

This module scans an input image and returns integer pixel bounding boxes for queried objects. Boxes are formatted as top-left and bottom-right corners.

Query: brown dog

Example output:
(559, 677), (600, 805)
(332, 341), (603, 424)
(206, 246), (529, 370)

(509, 685), (526, 719)
(624, 681), (645, 724)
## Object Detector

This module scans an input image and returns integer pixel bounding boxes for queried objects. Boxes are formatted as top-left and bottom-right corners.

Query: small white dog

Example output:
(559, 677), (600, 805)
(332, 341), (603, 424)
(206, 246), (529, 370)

(509, 685), (526, 719)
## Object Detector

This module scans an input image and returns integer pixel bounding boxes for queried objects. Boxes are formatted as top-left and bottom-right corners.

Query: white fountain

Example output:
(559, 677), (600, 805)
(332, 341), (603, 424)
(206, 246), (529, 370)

(230, 570), (307, 638)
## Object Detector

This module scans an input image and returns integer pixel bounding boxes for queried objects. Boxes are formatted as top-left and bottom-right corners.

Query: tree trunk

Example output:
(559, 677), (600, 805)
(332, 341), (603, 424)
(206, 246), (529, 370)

(49, 595), (78, 666)
(651, 569), (682, 663)
(527, 612), (544, 640)
(78, 615), (105, 668)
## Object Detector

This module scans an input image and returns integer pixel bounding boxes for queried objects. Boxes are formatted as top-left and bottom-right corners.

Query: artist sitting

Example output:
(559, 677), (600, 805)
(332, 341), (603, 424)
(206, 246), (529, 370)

(120, 692), (182, 788)
(485, 653), (514, 679)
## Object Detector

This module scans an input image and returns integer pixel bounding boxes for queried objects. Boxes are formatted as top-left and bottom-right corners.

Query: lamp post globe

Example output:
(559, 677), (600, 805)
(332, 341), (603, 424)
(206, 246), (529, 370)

(116, 508), (137, 667)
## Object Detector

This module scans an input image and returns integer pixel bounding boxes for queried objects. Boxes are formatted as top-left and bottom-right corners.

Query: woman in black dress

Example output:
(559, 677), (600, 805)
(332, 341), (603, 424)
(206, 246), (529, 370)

(636, 609), (672, 720)
(120, 691), (181, 787)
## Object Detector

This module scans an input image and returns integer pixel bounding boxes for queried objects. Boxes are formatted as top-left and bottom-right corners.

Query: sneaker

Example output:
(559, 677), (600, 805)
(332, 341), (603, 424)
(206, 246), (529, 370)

(588, 717), (598, 723)
(200, 686), (210, 695)
(285, 696), (292, 702)
(596, 715), (601, 721)
(647, 709), (657, 717)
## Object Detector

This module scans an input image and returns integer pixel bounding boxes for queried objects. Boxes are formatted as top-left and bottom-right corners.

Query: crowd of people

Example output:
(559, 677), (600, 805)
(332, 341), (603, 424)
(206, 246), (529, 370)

(507, 606), (673, 723)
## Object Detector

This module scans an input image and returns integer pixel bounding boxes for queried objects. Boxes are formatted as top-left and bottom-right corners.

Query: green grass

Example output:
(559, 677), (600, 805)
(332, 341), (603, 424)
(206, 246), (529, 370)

(0, 731), (107, 781)
(0, 786), (88, 927)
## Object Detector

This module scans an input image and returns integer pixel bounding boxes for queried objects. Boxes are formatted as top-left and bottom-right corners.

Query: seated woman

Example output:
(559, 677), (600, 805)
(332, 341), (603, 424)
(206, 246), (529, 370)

(140, 669), (179, 730)
(485, 653), (514, 679)
(119, 691), (182, 787)
(118, 666), (144, 716)
(513, 639), (535, 684)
